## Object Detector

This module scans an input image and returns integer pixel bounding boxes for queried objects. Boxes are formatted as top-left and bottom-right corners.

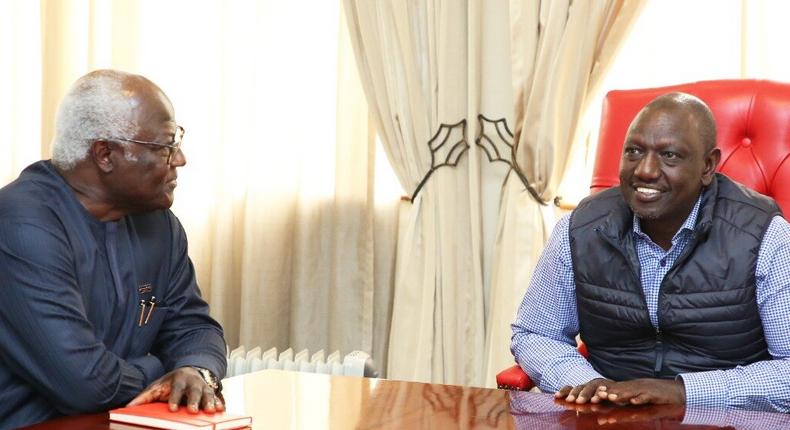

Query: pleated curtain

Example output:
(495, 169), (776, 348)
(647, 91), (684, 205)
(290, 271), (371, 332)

(344, 0), (515, 386)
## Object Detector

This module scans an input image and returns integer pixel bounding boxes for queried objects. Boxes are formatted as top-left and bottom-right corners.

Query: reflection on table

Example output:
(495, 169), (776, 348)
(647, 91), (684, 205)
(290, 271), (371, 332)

(23, 369), (790, 429)
(508, 390), (790, 430)
(221, 369), (512, 429)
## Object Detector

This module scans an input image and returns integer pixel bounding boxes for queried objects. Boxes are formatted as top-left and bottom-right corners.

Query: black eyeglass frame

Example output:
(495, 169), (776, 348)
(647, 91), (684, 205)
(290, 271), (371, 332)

(110, 125), (185, 165)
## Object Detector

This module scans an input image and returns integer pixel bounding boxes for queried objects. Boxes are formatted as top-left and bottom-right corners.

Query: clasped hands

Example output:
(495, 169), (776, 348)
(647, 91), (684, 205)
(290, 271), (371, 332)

(128, 367), (224, 413)
(555, 377), (685, 406)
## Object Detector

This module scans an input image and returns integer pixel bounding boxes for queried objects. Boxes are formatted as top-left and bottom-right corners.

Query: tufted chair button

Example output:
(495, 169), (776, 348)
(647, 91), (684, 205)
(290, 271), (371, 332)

(741, 137), (752, 147)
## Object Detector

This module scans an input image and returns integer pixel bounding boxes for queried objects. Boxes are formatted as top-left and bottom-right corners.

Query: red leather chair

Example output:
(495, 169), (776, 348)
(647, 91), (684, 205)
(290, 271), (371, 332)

(497, 79), (790, 390)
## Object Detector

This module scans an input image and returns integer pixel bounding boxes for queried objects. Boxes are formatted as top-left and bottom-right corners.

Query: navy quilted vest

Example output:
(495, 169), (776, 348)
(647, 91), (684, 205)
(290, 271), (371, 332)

(570, 174), (779, 380)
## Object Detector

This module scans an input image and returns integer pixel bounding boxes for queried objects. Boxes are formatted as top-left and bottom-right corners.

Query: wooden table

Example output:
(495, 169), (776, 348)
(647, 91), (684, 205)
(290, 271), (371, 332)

(23, 370), (790, 429)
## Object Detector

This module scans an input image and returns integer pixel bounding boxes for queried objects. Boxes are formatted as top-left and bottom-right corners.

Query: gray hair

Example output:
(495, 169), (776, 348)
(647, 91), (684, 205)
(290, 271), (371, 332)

(51, 70), (139, 170)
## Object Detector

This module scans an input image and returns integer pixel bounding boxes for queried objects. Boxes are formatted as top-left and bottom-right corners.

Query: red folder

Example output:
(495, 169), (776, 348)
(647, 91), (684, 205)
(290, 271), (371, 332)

(109, 402), (251, 430)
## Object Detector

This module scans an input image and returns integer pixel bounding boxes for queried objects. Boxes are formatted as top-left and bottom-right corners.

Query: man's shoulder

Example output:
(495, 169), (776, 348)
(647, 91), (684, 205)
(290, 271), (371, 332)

(715, 174), (782, 216)
(570, 187), (626, 231)
(0, 161), (66, 223)
(0, 165), (75, 253)
(576, 186), (623, 208)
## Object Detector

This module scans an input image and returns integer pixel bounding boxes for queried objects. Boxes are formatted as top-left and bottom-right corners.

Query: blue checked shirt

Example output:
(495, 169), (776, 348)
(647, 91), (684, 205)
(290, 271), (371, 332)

(511, 196), (790, 412)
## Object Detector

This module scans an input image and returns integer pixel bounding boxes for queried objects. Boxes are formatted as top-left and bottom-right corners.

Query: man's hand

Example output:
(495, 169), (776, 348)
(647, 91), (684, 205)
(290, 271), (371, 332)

(592, 378), (685, 406)
(127, 367), (224, 413)
(555, 378), (615, 404)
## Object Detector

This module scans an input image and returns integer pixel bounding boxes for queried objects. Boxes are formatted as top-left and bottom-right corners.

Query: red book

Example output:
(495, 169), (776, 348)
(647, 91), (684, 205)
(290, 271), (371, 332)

(109, 402), (252, 430)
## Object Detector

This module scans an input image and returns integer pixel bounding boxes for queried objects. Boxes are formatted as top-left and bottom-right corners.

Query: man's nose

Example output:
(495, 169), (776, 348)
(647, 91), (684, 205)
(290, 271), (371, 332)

(171, 148), (187, 167)
(634, 153), (660, 180)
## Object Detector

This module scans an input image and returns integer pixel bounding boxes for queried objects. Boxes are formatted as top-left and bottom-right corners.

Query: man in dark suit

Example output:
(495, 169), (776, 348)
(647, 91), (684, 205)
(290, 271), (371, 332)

(0, 70), (227, 428)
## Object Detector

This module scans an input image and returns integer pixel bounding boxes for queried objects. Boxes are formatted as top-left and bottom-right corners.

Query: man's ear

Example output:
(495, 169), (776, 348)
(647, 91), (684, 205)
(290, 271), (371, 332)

(701, 147), (721, 186)
(90, 140), (114, 173)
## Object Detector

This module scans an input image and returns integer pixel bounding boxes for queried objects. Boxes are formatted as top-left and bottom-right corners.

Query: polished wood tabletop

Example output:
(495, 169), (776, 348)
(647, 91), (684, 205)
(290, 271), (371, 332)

(23, 370), (790, 429)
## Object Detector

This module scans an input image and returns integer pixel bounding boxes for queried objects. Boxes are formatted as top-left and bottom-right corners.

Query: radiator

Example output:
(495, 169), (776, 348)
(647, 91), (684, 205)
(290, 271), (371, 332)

(226, 346), (378, 378)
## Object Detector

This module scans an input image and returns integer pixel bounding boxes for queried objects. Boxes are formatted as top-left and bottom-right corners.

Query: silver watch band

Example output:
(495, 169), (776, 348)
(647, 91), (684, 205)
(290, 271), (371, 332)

(192, 366), (221, 392)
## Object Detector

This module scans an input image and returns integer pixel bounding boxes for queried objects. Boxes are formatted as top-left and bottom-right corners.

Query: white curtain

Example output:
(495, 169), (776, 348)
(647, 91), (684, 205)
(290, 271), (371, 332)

(484, 0), (645, 386)
(0, 0), (401, 370)
(345, 0), (514, 386)
(0, 1), (42, 183)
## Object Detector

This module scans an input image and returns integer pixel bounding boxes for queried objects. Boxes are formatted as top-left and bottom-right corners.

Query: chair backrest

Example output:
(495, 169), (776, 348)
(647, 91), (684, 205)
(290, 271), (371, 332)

(591, 79), (790, 214)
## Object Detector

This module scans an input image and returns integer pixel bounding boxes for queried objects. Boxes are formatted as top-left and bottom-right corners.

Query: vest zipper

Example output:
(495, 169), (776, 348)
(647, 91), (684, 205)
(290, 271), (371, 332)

(652, 232), (700, 377)
(654, 327), (664, 375)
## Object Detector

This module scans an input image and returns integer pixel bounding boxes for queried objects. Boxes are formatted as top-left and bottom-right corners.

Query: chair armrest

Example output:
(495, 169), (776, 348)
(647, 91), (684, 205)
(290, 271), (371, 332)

(496, 364), (534, 391)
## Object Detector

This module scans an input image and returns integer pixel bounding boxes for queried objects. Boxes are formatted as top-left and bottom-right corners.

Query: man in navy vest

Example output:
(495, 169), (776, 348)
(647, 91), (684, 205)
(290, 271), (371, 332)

(511, 93), (790, 411)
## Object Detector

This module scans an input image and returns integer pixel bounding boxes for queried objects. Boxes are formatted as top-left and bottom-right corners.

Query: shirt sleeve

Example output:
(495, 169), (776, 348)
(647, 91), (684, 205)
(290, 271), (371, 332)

(150, 214), (227, 380)
(510, 214), (604, 392)
(679, 215), (790, 412)
(0, 221), (161, 415)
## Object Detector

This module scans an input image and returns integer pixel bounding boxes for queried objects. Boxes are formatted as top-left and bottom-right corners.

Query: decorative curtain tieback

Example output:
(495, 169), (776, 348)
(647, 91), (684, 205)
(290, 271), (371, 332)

(409, 115), (545, 205)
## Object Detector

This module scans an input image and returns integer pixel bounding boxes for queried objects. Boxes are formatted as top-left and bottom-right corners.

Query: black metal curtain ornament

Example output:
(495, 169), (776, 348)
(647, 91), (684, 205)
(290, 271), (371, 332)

(411, 119), (469, 201)
(475, 115), (546, 205)
(409, 115), (545, 205)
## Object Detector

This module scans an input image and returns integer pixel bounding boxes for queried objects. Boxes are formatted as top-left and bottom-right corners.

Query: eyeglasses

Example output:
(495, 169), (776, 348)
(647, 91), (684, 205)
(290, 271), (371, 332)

(111, 125), (185, 165)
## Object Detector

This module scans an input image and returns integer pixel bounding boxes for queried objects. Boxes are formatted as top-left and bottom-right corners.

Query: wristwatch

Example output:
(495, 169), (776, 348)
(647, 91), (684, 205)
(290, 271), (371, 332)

(192, 366), (222, 393)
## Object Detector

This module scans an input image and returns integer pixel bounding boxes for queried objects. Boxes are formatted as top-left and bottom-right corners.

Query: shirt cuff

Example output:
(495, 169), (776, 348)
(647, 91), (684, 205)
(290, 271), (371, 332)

(128, 355), (165, 386)
(679, 370), (728, 409)
(542, 362), (605, 392)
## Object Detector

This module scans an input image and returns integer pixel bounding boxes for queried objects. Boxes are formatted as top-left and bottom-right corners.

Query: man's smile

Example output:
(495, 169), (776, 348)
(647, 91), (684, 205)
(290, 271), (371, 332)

(633, 185), (664, 202)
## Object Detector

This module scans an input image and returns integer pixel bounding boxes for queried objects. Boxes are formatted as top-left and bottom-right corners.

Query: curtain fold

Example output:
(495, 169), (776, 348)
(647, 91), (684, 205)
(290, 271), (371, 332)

(165, 0), (400, 364)
(0, 1), (42, 183)
(484, 0), (645, 387)
(1, 0), (400, 371)
(345, 0), (513, 386)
